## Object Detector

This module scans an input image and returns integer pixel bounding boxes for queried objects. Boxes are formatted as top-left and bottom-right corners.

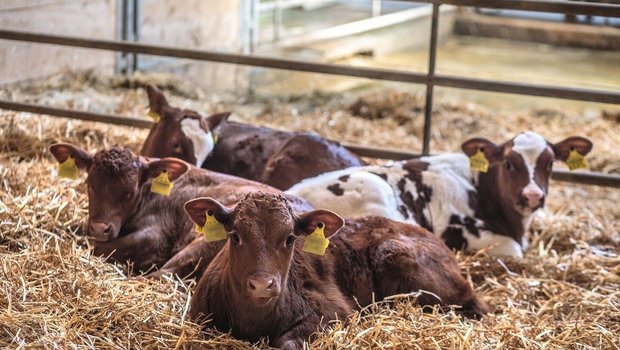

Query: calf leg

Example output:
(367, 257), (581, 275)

(148, 236), (225, 280)
(371, 237), (489, 318)
(92, 226), (165, 273)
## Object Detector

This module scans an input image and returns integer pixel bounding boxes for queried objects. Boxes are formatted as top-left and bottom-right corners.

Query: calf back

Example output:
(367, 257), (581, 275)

(203, 121), (292, 181)
(204, 121), (364, 190)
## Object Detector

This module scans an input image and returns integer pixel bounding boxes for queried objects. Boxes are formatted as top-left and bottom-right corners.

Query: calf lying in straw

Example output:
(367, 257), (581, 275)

(288, 131), (593, 257)
(141, 84), (365, 190)
(49, 143), (311, 274)
(185, 192), (489, 349)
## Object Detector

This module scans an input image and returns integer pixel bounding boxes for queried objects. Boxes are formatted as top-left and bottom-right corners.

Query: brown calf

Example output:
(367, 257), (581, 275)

(141, 85), (365, 190)
(185, 192), (488, 349)
(49, 143), (311, 274)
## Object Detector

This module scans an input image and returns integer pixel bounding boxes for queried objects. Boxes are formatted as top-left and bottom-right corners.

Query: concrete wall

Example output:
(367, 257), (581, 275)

(139, 0), (247, 92)
(0, 0), (116, 85)
(0, 0), (247, 91)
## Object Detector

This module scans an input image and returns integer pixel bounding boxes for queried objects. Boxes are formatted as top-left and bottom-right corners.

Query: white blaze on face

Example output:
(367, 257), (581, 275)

(512, 131), (547, 208)
(180, 118), (215, 166)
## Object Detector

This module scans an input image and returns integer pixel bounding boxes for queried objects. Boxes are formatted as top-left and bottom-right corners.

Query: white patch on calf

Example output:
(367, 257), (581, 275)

(286, 169), (406, 222)
(287, 152), (527, 258)
(180, 118), (214, 166)
(419, 153), (476, 235)
(463, 229), (523, 257)
(512, 132), (547, 206)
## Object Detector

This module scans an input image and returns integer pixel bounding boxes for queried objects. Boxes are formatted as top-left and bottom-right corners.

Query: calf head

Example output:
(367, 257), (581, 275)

(49, 143), (189, 242)
(185, 192), (343, 307)
(141, 84), (230, 166)
(462, 131), (593, 213)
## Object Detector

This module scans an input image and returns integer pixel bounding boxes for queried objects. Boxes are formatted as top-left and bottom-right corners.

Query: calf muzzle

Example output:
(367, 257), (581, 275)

(247, 275), (281, 304)
(87, 221), (116, 242)
(522, 187), (544, 209)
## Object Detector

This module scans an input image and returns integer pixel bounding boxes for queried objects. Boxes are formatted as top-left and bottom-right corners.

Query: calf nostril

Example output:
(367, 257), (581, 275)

(247, 280), (257, 291)
(266, 279), (274, 289)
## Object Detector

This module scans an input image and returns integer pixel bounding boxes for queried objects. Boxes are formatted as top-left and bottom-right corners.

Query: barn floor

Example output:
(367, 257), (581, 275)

(1, 71), (619, 349)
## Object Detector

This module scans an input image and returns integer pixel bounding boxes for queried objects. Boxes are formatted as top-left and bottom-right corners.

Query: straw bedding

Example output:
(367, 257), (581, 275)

(1, 72), (619, 349)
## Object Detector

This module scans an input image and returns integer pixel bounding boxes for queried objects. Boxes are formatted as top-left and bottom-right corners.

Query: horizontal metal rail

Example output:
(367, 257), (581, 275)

(1, 29), (619, 104)
(2, 99), (619, 188)
(411, 0), (620, 16)
(256, 0), (620, 17)
(0, 100), (152, 128)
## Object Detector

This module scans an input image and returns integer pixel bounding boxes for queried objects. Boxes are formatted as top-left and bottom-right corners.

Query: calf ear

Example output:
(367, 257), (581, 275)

(206, 112), (231, 131)
(296, 210), (344, 238)
(146, 158), (189, 181)
(184, 197), (231, 227)
(551, 136), (593, 162)
(48, 143), (93, 170)
(461, 138), (503, 163)
(146, 84), (169, 116)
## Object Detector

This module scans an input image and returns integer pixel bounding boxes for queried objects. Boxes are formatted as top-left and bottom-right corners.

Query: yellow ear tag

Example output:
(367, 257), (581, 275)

(469, 149), (489, 173)
(197, 211), (227, 242)
(147, 109), (161, 123)
(566, 149), (588, 171)
(303, 223), (330, 256)
(150, 170), (173, 196)
(58, 155), (79, 180)
(212, 131), (219, 145)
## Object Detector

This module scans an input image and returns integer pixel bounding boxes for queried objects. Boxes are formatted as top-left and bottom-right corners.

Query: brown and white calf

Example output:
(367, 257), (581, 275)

(287, 131), (593, 257)
(186, 192), (488, 350)
(49, 143), (311, 274)
(141, 84), (365, 190)
(141, 84), (230, 167)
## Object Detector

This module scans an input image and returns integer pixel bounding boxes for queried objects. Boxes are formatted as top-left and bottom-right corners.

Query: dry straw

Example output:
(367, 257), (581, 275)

(1, 72), (618, 349)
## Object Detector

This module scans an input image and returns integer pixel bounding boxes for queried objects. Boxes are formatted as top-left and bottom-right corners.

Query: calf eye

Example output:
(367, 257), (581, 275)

(285, 235), (296, 248)
(504, 161), (513, 171)
(230, 233), (241, 245)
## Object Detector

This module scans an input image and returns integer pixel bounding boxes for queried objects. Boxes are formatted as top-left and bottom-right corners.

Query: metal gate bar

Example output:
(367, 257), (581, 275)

(416, 0), (620, 16)
(422, 3), (440, 155)
(0, 29), (618, 105)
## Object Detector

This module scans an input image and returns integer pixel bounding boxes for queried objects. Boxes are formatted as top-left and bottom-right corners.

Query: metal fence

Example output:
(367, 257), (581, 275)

(0, 0), (619, 187)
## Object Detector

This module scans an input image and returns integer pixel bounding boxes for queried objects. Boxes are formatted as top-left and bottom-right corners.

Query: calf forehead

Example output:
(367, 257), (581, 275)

(511, 132), (548, 167)
(89, 149), (140, 183)
(234, 194), (295, 239)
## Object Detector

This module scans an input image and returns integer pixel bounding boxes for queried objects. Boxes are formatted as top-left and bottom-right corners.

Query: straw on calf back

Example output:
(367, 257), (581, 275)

(185, 192), (488, 350)
(141, 84), (365, 190)
(287, 131), (593, 257)
(49, 143), (311, 275)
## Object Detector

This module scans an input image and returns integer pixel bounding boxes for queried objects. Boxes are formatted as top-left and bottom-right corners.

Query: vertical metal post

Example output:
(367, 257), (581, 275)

(115, 0), (128, 74)
(250, 0), (259, 53)
(131, 0), (141, 72)
(115, 0), (140, 74)
(422, 3), (440, 156)
(240, 0), (253, 54)
(274, 0), (283, 43)
(372, 0), (381, 17)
